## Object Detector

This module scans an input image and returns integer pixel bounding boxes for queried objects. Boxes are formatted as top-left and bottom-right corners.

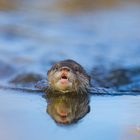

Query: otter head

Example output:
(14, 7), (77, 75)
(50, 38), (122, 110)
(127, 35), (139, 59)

(47, 59), (90, 93)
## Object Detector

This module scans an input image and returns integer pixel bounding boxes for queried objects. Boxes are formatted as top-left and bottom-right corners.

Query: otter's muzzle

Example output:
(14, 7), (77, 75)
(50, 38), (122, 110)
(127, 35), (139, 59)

(60, 67), (71, 72)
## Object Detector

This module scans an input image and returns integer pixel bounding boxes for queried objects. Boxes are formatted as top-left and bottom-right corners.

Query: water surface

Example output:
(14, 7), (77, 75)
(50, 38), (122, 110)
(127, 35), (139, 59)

(0, 1), (140, 140)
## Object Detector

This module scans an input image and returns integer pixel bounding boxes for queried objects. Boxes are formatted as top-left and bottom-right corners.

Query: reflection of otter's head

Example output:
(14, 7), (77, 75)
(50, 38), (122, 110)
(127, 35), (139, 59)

(45, 93), (90, 125)
(47, 59), (90, 93)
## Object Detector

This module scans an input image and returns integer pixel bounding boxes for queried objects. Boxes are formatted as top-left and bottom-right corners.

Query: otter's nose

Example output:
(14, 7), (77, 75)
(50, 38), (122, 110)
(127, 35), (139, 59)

(60, 67), (70, 72)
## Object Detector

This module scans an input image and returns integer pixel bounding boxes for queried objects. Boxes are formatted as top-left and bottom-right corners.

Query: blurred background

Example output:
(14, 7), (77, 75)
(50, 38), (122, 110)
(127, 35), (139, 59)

(0, 0), (140, 79)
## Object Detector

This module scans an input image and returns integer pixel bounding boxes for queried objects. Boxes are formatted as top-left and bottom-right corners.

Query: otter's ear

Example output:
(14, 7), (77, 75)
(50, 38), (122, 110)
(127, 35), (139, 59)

(87, 106), (90, 113)
(88, 75), (91, 82)
(89, 75), (91, 80)
(47, 69), (51, 75)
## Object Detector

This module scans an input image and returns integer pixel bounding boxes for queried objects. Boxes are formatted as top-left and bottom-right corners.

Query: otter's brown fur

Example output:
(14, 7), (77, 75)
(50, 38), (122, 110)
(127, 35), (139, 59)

(47, 59), (90, 93)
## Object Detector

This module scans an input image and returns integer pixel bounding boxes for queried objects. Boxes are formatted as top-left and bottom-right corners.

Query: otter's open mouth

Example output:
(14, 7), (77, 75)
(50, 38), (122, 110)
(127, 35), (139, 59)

(60, 74), (69, 84)
(61, 75), (68, 79)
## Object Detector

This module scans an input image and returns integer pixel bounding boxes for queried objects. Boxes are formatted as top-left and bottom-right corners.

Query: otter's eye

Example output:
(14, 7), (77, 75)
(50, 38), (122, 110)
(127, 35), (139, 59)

(54, 64), (60, 70)
(75, 67), (79, 72)
(55, 66), (58, 70)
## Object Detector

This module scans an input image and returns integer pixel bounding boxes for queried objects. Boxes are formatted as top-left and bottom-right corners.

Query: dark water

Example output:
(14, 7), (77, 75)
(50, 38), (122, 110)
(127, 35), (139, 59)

(0, 1), (140, 140)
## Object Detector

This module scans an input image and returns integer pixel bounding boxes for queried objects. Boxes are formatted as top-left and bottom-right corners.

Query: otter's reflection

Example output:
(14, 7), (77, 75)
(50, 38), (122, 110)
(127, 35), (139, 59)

(44, 92), (90, 125)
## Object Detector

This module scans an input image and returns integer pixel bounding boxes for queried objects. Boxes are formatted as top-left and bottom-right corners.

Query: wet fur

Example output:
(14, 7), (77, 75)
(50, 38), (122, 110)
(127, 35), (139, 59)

(47, 59), (90, 93)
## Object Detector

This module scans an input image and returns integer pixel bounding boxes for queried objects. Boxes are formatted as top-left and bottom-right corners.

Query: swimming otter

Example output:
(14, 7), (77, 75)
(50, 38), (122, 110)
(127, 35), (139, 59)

(47, 59), (91, 93)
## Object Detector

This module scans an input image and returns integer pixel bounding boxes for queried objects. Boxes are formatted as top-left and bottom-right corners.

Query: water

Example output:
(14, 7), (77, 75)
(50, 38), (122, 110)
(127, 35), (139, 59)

(0, 1), (140, 140)
(0, 90), (140, 140)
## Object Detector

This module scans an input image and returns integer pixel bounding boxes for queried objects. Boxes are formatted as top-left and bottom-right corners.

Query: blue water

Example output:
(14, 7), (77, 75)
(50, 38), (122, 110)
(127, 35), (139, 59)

(0, 90), (140, 140)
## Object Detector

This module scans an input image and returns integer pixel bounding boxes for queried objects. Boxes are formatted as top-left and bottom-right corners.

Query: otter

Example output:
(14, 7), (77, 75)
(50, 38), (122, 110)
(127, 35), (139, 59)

(47, 59), (91, 93)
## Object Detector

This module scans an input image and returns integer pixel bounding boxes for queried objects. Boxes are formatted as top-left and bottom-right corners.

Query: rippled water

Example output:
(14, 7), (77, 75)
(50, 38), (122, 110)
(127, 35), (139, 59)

(0, 1), (140, 140)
